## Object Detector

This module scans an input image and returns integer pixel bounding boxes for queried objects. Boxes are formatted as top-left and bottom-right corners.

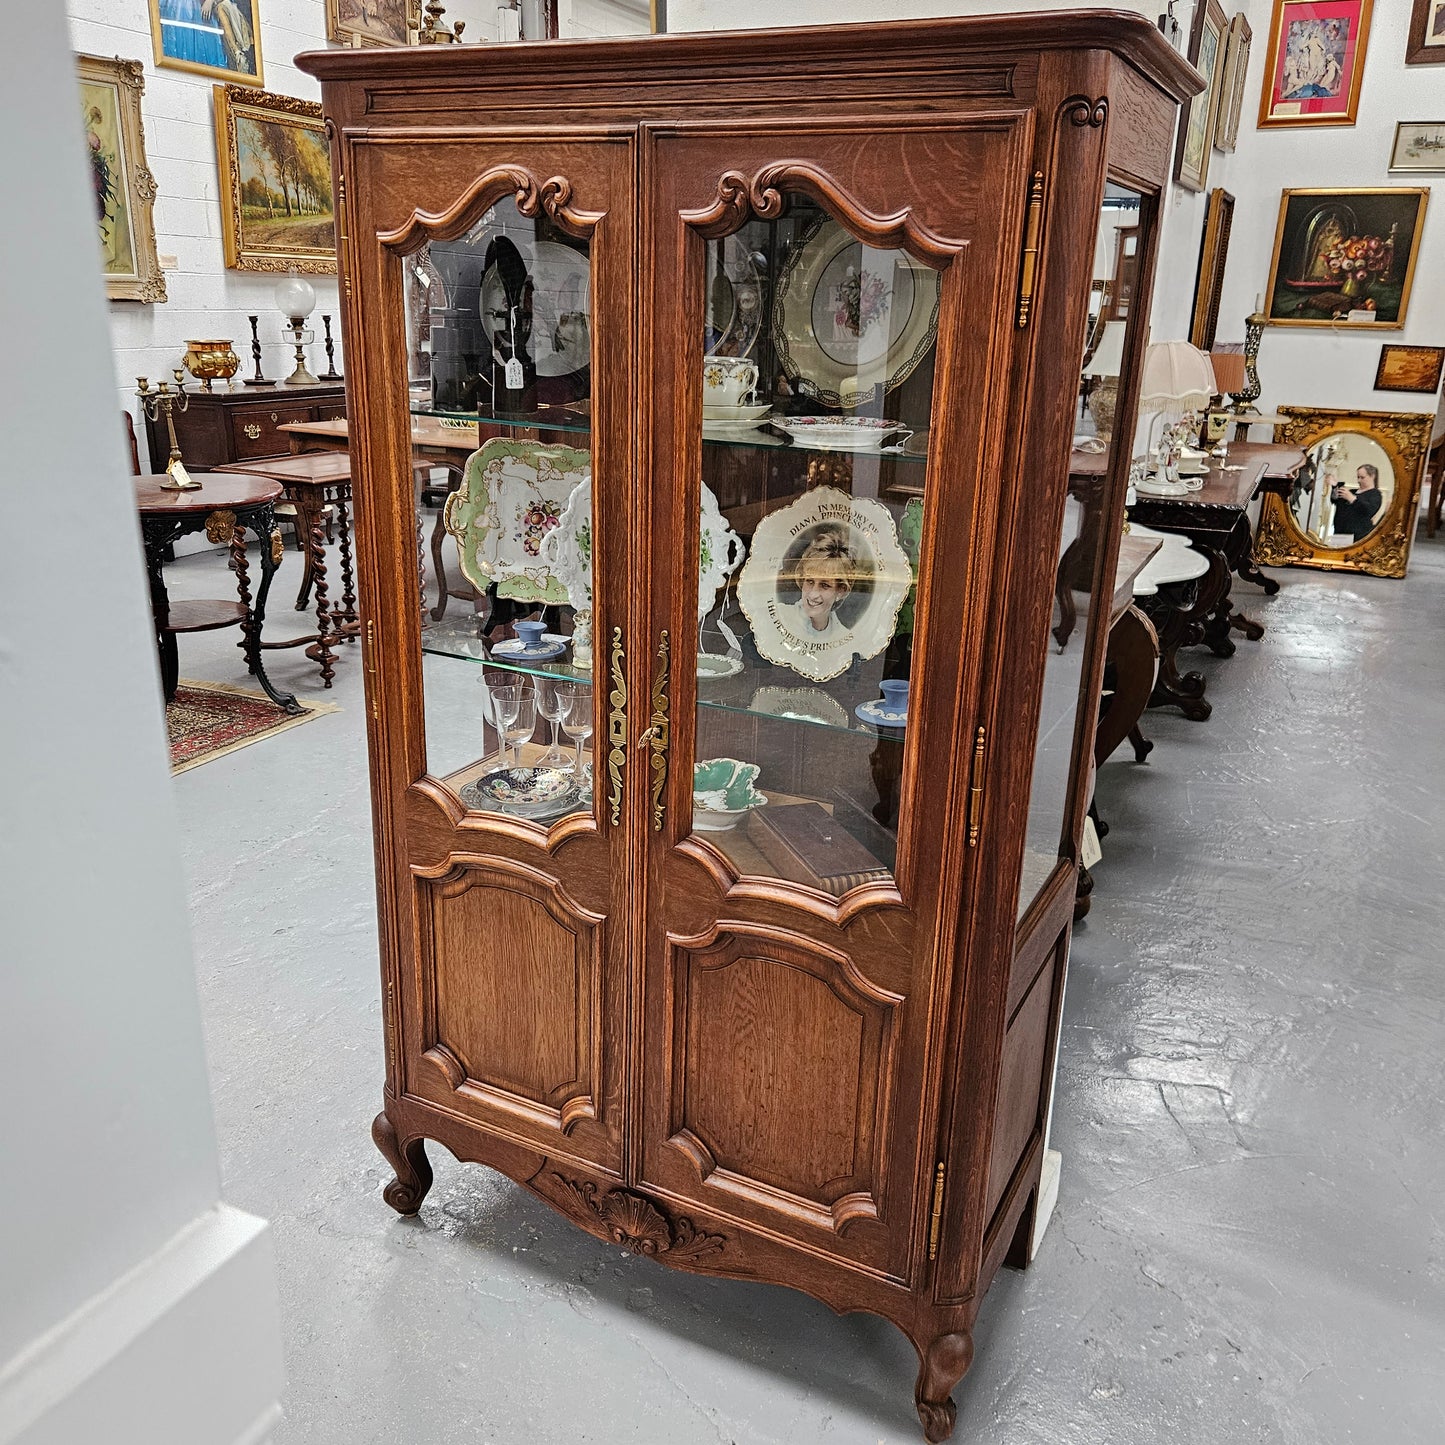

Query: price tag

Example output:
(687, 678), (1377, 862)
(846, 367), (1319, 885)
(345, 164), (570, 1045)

(504, 356), (524, 391)
(1080, 815), (1103, 870)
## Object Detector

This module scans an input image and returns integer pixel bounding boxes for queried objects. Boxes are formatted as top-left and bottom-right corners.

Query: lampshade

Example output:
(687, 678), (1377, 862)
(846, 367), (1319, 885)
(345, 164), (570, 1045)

(274, 274), (317, 320)
(1209, 347), (1247, 396)
(1139, 341), (1216, 411)
(1083, 320), (1127, 378)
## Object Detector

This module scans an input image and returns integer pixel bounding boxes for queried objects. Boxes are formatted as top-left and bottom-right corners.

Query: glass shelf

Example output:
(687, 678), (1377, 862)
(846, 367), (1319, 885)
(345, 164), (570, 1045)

(410, 403), (928, 465)
(421, 615), (909, 743)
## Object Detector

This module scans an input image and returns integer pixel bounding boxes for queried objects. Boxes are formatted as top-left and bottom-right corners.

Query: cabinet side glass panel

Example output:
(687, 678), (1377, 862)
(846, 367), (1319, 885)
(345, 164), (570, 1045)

(687, 193), (939, 891)
(1017, 183), (1144, 915)
(405, 199), (600, 827)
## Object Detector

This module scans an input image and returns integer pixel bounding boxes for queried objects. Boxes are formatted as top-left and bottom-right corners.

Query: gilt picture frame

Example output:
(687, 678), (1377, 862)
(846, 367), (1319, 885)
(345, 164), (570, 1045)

(1214, 13), (1253, 152)
(1406, 0), (1445, 64)
(1263, 188), (1428, 329)
(213, 85), (336, 274)
(1190, 188), (1235, 349)
(325, 0), (420, 48)
(149, 0), (263, 86)
(1259, 0), (1372, 129)
(1255, 407), (1432, 577)
(77, 54), (167, 304)
(1174, 0), (1228, 191)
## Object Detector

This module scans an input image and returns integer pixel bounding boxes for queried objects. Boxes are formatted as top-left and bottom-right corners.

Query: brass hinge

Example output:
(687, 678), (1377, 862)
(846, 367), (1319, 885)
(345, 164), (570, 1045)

(366, 618), (379, 720)
(967, 725), (986, 848)
(1016, 171), (1045, 328)
(928, 1162), (945, 1260)
(336, 174), (351, 300)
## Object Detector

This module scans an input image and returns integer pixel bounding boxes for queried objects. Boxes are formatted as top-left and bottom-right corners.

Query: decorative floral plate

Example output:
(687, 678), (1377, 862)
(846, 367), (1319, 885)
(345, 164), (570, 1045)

(699, 482), (745, 624)
(540, 476), (593, 614)
(461, 765), (578, 818)
(444, 438), (590, 605)
(772, 216), (941, 409)
(692, 757), (767, 832)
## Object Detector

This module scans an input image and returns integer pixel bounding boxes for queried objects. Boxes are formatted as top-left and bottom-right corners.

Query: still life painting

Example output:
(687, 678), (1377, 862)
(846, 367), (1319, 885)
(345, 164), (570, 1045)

(1264, 188), (1428, 328)
(1259, 0), (1371, 127)
(213, 86), (336, 273)
(77, 54), (166, 303)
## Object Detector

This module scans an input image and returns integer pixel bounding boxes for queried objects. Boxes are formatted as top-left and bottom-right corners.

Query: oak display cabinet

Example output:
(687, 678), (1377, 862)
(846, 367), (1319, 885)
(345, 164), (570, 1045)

(299, 17), (1196, 1439)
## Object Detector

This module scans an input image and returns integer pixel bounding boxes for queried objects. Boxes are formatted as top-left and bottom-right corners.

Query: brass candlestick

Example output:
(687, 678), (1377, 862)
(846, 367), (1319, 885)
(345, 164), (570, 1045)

(320, 314), (342, 380)
(137, 372), (200, 489)
(1229, 311), (1265, 413)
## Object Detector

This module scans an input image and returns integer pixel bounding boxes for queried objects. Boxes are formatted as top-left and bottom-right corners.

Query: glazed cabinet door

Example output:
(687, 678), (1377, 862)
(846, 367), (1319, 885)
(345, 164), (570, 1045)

(348, 132), (636, 1179)
(637, 119), (1033, 1280)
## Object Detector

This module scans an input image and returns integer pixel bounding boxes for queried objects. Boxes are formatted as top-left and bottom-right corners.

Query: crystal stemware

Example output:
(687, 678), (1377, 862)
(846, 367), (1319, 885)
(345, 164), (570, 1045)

(535, 676), (568, 766)
(557, 682), (594, 776)
(505, 689), (537, 768)
(484, 680), (524, 771)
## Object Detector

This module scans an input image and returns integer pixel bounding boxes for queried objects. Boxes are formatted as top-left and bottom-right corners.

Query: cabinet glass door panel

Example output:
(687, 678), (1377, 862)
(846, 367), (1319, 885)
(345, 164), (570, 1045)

(689, 192), (938, 891)
(380, 140), (632, 1178)
(639, 122), (1030, 1278)
(1017, 182), (1146, 915)
(404, 196), (601, 830)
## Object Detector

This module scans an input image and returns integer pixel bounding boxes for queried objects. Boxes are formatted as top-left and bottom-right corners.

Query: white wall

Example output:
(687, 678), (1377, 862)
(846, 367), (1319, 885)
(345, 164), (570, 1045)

(0, 3), (281, 1439)
(669, 0), (1443, 420)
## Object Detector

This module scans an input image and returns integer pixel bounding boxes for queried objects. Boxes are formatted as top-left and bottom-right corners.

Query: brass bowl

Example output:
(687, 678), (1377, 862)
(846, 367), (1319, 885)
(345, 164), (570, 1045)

(184, 339), (241, 391)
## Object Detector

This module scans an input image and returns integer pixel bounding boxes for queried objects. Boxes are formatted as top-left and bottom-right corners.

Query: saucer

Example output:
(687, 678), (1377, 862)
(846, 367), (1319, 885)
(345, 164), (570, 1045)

(697, 653), (744, 679)
(703, 402), (771, 422)
(492, 633), (568, 662)
(856, 699), (908, 729)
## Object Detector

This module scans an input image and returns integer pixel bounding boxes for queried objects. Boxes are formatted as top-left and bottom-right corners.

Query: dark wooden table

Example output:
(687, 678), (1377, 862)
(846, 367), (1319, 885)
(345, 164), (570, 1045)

(229, 451), (360, 686)
(135, 473), (301, 714)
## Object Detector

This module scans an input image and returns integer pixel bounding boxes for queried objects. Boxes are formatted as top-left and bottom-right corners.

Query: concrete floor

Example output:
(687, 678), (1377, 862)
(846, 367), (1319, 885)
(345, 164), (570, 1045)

(164, 521), (1445, 1444)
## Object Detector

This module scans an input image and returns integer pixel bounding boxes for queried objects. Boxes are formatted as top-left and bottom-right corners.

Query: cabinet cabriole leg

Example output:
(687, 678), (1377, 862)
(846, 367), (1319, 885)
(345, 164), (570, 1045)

(913, 1329), (974, 1442)
(371, 1109), (433, 1216)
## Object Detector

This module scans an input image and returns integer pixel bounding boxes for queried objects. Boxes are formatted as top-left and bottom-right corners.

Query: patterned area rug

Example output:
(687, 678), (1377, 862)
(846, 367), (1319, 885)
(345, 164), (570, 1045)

(167, 680), (338, 774)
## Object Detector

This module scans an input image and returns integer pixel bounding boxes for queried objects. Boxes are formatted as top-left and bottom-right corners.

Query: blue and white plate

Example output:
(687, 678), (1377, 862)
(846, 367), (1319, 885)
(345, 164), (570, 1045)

(491, 632), (569, 663)
(855, 699), (907, 729)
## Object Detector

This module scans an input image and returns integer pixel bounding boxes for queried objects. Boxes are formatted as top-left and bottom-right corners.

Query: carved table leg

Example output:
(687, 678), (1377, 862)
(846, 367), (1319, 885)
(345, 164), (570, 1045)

(1145, 554), (1227, 721)
(1236, 549), (1280, 595)
(335, 484), (358, 633)
(427, 464), (454, 622)
(372, 1110), (433, 1217)
(1128, 724), (1154, 762)
(236, 506), (302, 714)
(913, 1330), (975, 1443)
(304, 522), (337, 687)
(292, 489), (323, 611)
(141, 518), (182, 703)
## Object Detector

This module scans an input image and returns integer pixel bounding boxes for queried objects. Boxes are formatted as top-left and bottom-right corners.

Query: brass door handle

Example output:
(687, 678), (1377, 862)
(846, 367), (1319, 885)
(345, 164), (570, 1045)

(648, 631), (670, 832)
(244, 423), (262, 439)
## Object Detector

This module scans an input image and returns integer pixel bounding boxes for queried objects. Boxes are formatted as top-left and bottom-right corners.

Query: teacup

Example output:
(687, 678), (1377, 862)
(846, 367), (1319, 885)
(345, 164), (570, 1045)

(879, 679), (910, 712)
(514, 620), (548, 652)
(703, 355), (758, 408)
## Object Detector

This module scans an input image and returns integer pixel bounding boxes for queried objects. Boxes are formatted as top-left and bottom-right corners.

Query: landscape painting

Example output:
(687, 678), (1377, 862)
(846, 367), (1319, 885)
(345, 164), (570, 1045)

(213, 86), (336, 274)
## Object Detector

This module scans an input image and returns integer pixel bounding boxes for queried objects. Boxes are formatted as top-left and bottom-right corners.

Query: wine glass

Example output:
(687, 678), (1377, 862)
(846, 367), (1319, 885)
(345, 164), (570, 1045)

(484, 681), (524, 771)
(535, 676), (568, 766)
(557, 682), (593, 776)
(505, 689), (537, 768)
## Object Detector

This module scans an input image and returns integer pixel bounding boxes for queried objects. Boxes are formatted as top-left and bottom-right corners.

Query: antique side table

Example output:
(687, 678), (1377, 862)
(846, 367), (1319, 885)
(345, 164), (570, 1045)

(135, 473), (300, 714)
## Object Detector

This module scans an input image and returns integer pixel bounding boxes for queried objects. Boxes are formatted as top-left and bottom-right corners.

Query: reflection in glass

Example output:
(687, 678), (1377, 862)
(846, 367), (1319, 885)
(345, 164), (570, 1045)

(688, 191), (940, 893)
(1289, 432), (1394, 546)
(406, 196), (596, 826)
(1017, 182), (1144, 917)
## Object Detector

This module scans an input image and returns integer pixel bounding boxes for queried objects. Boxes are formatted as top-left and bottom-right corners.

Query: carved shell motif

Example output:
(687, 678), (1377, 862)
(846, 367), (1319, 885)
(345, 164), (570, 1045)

(553, 1174), (726, 1263)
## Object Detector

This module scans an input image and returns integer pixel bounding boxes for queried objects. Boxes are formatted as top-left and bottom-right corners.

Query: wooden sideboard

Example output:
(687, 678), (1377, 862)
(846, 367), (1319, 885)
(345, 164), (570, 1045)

(142, 380), (347, 473)
(300, 15), (1197, 1441)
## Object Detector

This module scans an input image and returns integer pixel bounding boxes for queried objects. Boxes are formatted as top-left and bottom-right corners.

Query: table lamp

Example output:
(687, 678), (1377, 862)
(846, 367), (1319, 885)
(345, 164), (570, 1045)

(1139, 340), (1215, 484)
(1082, 320), (1127, 442)
(275, 274), (319, 386)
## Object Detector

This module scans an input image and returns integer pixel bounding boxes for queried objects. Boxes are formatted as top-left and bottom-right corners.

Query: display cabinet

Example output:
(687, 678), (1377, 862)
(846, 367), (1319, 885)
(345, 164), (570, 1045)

(300, 17), (1196, 1439)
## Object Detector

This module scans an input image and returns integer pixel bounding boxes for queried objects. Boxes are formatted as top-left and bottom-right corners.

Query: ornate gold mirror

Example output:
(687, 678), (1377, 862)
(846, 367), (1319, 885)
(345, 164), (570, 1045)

(1255, 406), (1433, 578)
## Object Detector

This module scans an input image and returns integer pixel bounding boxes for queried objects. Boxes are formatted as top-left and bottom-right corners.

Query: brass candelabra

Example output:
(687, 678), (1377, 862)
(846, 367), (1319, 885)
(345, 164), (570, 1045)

(136, 372), (200, 489)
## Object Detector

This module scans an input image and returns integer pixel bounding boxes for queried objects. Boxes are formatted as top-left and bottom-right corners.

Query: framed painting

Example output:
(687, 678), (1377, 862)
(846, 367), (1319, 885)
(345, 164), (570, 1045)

(1264, 188), (1428, 328)
(1190, 189), (1235, 350)
(326, 0), (420, 47)
(1406, 0), (1445, 64)
(1374, 345), (1445, 394)
(1259, 0), (1371, 128)
(213, 86), (336, 274)
(77, 54), (166, 304)
(1106, 226), (1139, 321)
(149, 0), (262, 85)
(1214, 13), (1253, 152)
(1174, 0), (1228, 191)
(1390, 121), (1445, 171)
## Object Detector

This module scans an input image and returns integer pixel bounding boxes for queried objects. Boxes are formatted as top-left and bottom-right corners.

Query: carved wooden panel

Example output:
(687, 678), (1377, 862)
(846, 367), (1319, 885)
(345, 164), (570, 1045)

(985, 961), (1056, 1223)
(664, 928), (900, 1240)
(417, 864), (605, 1139)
